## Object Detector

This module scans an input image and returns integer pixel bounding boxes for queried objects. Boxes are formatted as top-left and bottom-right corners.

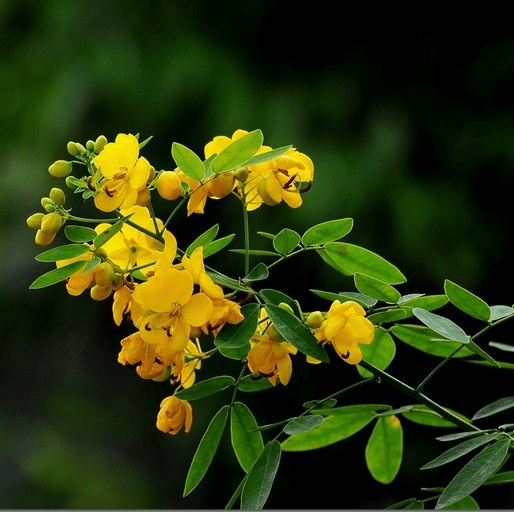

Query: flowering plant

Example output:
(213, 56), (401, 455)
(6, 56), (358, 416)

(28, 129), (513, 509)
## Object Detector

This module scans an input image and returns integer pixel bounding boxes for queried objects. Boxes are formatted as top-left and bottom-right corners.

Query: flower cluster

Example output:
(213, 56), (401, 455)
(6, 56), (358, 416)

(28, 129), (375, 436)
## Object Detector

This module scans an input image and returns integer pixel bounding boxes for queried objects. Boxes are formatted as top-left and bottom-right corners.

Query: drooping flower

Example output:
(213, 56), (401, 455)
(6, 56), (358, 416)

(242, 148), (314, 211)
(181, 247), (244, 333)
(93, 134), (151, 212)
(315, 300), (374, 364)
(247, 333), (297, 385)
(156, 395), (193, 435)
(55, 250), (96, 296)
(132, 266), (213, 350)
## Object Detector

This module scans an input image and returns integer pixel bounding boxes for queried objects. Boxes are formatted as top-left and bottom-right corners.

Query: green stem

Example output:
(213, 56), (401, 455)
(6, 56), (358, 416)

(416, 344), (465, 392)
(67, 214), (119, 224)
(241, 191), (250, 277)
(358, 360), (480, 432)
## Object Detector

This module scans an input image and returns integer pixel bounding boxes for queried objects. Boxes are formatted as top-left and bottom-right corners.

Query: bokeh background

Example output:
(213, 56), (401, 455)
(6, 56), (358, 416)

(1, 0), (512, 508)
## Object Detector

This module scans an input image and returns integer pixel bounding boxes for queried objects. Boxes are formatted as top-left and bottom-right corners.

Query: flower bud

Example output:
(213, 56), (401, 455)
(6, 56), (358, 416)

(305, 311), (323, 329)
(94, 247), (108, 259)
(156, 171), (181, 200)
(266, 323), (285, 342)
(35, 229), (56, 246)
(90, 284), (112, 301)
(49, 187), (65, 206)
(94, 135), (108, 154)
(65, 176), (78, 189)
(86, 140), (95, 152)
(278, 302), (295, 316)
(40, 212), (62, 234)
(40, 197), (53, 209)
(234, 168), (249, 182)
(136, 187), (151, 207)
(67, 141), (86, 156)
(152, 365), (172, 382)
(112, 274), (124, 291)
(48, 160), (73, 178)
(26, 212), (45, 230)
(95, 262), (115, 287)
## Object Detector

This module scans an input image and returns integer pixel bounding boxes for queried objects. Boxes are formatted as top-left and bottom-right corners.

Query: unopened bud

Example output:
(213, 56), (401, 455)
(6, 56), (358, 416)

(152, 366), (172, 382)
(266, 324), (285, 342)
(86, 140), (95, 152)
(305, 311), (323, 329)
(234, 168), (249, 182)
(40, 212), (62, 234)
(94, 247), (108, 259)
(112, 274), (124, 291)
(95, 262), (115, 287)
(65, 176), (78, 189)
(67, 141), (86, 156)
(278, 302), (295, 316)
(48, 160), (72, 178)
(35, 229), (56, 246)
(94, 135), (108, 154)
(49, 187), (65, 206)
(136, 187), (151, 207)
(26, 212), (45, 230)
(90, 284), (112, 301)
(156, 171), (181, 200)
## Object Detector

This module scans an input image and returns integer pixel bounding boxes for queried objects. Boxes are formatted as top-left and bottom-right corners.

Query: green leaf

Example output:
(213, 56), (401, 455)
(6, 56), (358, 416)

(230, 249), (279, 257)
(238, 375), (275, 392)
(243, 262), (269, 283)
(313, 403), (392, 416)
(421, 433), (500, 470)
(386, 497), (424, 509)
(365, 415), (403, 484)
(283, 415), (325, 435)
(358, 329), (396, 378)
(483, 470), (514, 485)
(437, 430), (494, 442)
(490, 305), (514, 321)
(302, 218), (354, 246)
(241, 440), (281, 510)
(186, 224), (219, 256)
(29, 260), (87, 290)
(82, 255), (102, 275)
(207, 270), (248, 292)
(171, 142), (205, 181)
(272, 228), (301, 255)
(399, 294), (449, 311)
(466, 339), (500, 367)
(175, 376), (235, 401)
(489, 341), (514, 353)
(93, 214), (132, 249)
(184, 405), (229, 496)
(203, 234), (235, 258)
(218, 343), (251, 361)
(259, 288), (302, 317)
(390, 325), (474, 358)
(242, 144), (292, 167)
(264, 304), (329, 363)
(444, 280), (491, 322)
(35, 244), (91, 262)
(435, 439), (511, 509)
(368, 308), (410, 324)
(281, 410), (376, 451)
(412, 308), (469, 344)
(214, 303), (260, 349)
(231, 402), (264, 473)
(320, 242), (406, 284)
(310, 288), (377, 308)
(211, 129), (263, 174)
(354, 273), (401, 303)
(472, 396), (514, 421)
(440, 496), (479, 509)
(64, 225), (97, 243)
(402, 405), (470, 428)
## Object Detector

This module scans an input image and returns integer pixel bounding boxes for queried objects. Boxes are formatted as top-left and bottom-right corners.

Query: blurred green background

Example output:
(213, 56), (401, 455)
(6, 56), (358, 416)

(1, 0), (512, 508)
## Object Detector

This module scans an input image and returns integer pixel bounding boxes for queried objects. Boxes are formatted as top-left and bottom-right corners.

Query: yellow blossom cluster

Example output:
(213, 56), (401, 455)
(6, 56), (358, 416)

(29, 130), (376, 437)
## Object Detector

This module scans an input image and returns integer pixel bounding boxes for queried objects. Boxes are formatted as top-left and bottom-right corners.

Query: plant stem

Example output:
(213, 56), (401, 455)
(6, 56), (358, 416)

(358, 360), (480, 432)
(241, 190), (250, 277)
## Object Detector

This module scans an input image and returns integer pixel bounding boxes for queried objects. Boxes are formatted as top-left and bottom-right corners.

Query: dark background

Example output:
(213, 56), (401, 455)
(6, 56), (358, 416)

(0, 0), (512, 508)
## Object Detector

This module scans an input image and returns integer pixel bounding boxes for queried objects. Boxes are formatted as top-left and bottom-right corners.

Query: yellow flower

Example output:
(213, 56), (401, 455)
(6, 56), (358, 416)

(132, 266), (213, 350)
(181, 247), (244, 333)
(315, 300), (375, 364)
(95, 206), (177, 272)
(156, 395), (193, 435)
(93, 133), (151, 212)
(242, 148), (314, 211)
(112, 284), (143, 326)
(247, 333), (297, 385)
(171, 340), (205, 389)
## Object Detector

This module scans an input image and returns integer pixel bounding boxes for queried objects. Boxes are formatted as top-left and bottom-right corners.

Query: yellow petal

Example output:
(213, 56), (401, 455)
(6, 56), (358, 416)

(181, 293), (213, 327)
